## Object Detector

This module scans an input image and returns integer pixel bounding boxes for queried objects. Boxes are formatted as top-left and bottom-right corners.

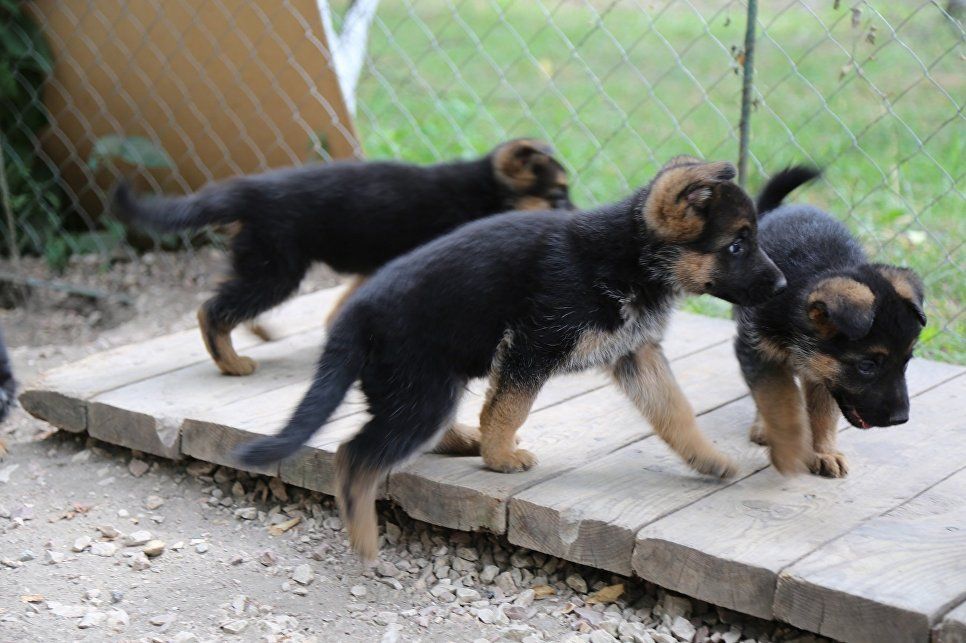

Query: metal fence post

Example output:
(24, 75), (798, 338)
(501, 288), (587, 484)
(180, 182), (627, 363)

(738, 0), (758, 187)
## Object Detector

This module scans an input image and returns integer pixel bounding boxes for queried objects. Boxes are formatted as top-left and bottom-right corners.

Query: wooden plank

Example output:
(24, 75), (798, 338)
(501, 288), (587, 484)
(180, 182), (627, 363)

(774, 467), (966, 643)
(940, 602), (966, 643)
(631, 370), (966, 620)
(506, 356), (960, 575)
(86, 328), (329, 457)
(389, 340), (750, 534)
(20, 287), (342, 432)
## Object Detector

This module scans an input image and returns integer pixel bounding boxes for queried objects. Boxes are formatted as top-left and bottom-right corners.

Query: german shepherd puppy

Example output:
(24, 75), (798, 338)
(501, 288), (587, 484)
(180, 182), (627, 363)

(236, 156), (787, 558)
(0, 324), (16, 458)
(114, 139), (572, 376)
(734, 167), (927, 478)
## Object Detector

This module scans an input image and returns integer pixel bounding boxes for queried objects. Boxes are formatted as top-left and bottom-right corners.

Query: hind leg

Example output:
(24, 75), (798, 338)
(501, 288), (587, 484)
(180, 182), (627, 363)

(337, 373), (462, 559)
(200, 258), (307, 376)
(325, 276), (368, 329)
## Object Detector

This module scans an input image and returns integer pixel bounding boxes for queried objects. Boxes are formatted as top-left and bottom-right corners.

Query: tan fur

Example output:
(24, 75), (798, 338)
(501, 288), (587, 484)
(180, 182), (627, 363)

(0, 438), (6, 459)
(613, 344), (736, 478)
(807, 276), (875, 338)
(875, 265), (918, 302)
(804, 378), (848, 478)
(756, 336), (789, 364)
(492, 139), (553, 192)
(325, 276), (368, 329)
(479, 385), (538, 473)
(748, 412), (767, 445)
(672, 250), (716, 295)
(514, 195), (553, 211)
(433, 423), (483, 456)
(246, 321), (272, 342)
(642, 160), (735, 243)
(197, 305), (256, 376)
(334, 443), (381, 561)
(803, 353), (841, 384)
(748, 366), (810, 475)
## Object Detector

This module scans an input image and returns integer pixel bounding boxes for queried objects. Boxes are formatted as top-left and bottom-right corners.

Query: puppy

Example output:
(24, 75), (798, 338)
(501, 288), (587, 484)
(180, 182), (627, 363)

(236, 156), (786, 558)
(114, 139), (573, 376)
(0, 324), (16, 458)
(734, 166), (927, 478)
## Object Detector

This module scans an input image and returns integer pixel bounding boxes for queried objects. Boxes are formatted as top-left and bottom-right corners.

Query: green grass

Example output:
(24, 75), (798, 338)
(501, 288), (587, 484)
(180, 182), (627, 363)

(354, 0), (964, 362)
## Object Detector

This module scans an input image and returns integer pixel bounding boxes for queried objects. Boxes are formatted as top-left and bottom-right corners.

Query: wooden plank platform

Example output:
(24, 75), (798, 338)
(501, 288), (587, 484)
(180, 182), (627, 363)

(20, 286), (966, 642)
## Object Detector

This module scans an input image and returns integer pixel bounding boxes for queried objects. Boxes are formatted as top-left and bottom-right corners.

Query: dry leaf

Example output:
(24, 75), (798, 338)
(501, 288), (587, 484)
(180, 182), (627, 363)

(586, 583), (625, 605)
(268, 516), (301, 536)
(21, 595), (44, 603)
(532, 584), (556, 599)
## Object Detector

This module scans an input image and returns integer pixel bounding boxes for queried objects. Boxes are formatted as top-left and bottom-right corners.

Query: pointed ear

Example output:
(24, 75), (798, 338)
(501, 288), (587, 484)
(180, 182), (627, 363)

(807, 277), (876, 340)
(872, 264), (927, 326)
(493, 139), (554, 192)
(642, 159), (738, 242)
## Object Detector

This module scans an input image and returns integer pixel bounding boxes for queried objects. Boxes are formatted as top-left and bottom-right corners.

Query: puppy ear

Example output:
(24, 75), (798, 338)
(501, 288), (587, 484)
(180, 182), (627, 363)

(642, 159), (739, 242)
(806, 276), (876, 340)
(872, 264), (927, 326)
(493, 139), (554, 191)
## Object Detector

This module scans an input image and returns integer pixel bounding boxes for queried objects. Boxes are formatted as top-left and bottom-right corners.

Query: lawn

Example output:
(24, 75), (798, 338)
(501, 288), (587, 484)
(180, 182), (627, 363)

(353, 0), (964, 362)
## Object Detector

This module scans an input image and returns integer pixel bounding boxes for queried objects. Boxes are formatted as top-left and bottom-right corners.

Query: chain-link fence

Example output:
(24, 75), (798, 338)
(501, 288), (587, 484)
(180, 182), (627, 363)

(1, 0), (963, 360)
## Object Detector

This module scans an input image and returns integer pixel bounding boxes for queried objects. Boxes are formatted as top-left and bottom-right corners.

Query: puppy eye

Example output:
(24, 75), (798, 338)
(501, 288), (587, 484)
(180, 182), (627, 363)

(728, 240), (744, 255)
(857, 360), (877, 377)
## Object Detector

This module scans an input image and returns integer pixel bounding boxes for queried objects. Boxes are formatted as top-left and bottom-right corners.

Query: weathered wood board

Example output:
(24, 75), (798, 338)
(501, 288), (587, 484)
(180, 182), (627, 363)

(773, 467), (966, 643)
(940, 602), (966, 643)
(632, 371), (965, 621)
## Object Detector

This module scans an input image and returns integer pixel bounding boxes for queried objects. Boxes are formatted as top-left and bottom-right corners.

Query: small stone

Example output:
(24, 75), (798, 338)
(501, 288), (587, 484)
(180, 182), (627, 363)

(268, 477), (288, 502)
(566, 573), (588, 593)
(19, 549), (36, 562)
(456, 546), (479, 561)
(45, 550), (65, 565)
(374, 611), (398, 626)
(495, 571), (517, 594)
(90, 542), (116, 557)
(514, 589), (535, 608)
(106, 608), (129, 630)
(375, 560), (398, 578)
(195, 543), (209, 554)
(221, 619), (248, 634)
(385, 522), (401, 545)
(234, 507), (257, 520)
(142, 540), (165, 557)
(110, 590), (124, 604)
(149, 613), (174, 627)
(381, 625), (402, 643)
(129, 554), (151, 571)
(144, 495), (164, 510)
(50, 602), (87, 618)
(510, 550), (533, 568)
(721, 632), (741, 643)
(128, 459), (149, 477)
(480, 564), (500, 584)
(671, 616), (696, 642)
(456, 587), (481, 604)
(350, 584), (367, 598)
(292, 564), (314, 586)
(78, 610), (105, 629)
(662, 594), (693, 619)
(323, 516), (343, 530)
(97, 525), (120, 539)
(122, 530), (152, 547)
(258, 549), (278, 566)
(651, 633), (676, 643)
(503, 605), (528, 620)
(186, 461), (215, 477)
(171, 632), (199, 643)
(620, 621), (656, 643)
(589, 630), (619, 643)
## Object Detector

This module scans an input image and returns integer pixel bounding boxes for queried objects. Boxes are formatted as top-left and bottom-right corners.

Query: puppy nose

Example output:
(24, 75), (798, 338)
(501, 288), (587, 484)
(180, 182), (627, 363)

(887, 410), (909, 426)
(771, 276), (788, 296)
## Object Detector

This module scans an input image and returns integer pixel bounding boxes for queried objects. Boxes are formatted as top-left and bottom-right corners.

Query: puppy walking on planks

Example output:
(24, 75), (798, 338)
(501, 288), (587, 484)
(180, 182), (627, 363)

(236, 156), (787, 559)
(734, 166), (927, 478)
(114, 139), (573, 376)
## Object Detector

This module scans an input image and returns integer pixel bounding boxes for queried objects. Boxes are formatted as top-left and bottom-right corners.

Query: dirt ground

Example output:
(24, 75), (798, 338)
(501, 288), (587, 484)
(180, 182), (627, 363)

(0, 251), (826, 643)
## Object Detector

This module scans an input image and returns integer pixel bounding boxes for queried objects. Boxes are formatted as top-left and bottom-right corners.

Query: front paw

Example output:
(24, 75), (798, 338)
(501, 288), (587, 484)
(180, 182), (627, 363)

(748, 419), (768, 446)
(809, 451), (849, 478)
(689, 451), (737, 479)
(483, 448), (537, 473)
(769, 443), (809, 476)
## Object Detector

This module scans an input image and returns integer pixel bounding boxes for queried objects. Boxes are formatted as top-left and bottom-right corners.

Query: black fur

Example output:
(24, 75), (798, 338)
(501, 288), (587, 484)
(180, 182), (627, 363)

(0, 324), (16, 427)
(235, 161), (784, 471)
(735, 166), (926, 430)
(114, 140), (573, 333)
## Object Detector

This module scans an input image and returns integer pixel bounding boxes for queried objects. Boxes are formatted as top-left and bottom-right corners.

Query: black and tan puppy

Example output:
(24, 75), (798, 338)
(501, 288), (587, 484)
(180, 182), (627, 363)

(236, 156), (786, 558)
(734, 166), (927, 478)
(0, 324), (16, 458)
(114, 139), (572, 376)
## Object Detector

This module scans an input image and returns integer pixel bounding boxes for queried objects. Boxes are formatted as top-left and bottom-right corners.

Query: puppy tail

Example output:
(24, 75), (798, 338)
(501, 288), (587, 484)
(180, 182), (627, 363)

(233, 317), (365, 467)
(112, 178), (247, 233)
(756, 166), (821, 217)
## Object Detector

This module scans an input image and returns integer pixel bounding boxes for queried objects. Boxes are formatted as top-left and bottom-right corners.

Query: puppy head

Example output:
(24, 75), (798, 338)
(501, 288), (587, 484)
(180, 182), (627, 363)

(491, 138), (573, 211)
(800, 265), (926, 429)
(647, 157), (786, 306)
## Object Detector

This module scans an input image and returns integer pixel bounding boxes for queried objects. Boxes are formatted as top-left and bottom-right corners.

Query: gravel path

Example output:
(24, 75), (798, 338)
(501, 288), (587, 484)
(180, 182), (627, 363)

(0, 251), (828, 643)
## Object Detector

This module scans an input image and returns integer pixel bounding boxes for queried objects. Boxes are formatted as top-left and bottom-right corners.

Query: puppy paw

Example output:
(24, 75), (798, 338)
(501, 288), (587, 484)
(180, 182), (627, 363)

(769, 444), (810, 476)
(218, 355), (258, 377)
(809, 450), (849, 478)
(689, 451), (737, 479)
(483, 448), (537, 473)
(433, 424), (483, 456)
(748, 421), (768, 446)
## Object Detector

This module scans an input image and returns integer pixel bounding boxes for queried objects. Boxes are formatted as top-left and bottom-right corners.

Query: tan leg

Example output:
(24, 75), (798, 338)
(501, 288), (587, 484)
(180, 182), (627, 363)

(748, 365), (810, 475)
(325, 276), (368, 329)
(804, 379), (848, 478)
(334, 443), (380, 561)
(613, 344), (736, 478)
(479, 384), (539, 473)
(433, 423), (483, 456)
(749, 411), (768, 445)
(197, 304), (257, 376)
(245, 320), (272, 342)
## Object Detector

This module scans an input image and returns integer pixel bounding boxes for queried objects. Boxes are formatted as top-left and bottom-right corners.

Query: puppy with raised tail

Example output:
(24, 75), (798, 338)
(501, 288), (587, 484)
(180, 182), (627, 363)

(237, 156), (786, 558)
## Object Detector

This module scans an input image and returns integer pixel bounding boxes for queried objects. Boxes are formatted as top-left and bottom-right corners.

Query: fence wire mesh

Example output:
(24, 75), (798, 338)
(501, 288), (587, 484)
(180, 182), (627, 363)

(1, 0), (963, 360)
